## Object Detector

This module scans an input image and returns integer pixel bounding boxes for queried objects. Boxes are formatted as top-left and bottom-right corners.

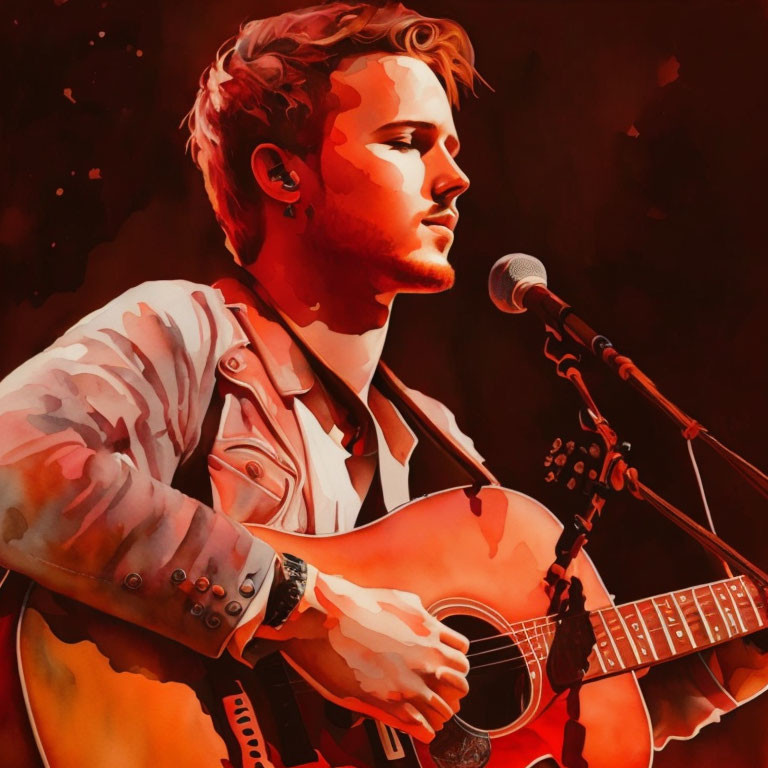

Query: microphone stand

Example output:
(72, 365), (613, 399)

(534, 331), (768, 768)
(540, 332), (768, 595)
(529, 287), (768, 500)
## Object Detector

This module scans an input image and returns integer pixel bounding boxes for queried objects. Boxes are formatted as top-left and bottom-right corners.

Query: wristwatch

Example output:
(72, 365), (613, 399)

(262, 553), (308, 628)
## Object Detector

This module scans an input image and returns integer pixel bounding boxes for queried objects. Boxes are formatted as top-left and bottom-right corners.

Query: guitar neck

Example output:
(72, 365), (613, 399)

(582, 574), (768, 681)
(509, 575), (768, 684)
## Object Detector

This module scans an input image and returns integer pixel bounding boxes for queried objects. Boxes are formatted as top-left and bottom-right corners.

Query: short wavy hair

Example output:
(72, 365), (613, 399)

(186, 2), (480, 265)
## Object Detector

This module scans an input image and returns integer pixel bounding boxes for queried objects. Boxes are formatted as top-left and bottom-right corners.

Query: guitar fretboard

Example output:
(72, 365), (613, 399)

(505, 575), (768, 683)
(586, 575), (768, 679)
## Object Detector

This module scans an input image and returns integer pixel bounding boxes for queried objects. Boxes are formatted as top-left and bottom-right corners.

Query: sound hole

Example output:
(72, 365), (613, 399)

(442, 614), (532, 731)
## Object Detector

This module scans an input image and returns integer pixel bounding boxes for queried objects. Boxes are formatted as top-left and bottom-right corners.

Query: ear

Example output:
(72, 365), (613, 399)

(250, 143), (301, 205)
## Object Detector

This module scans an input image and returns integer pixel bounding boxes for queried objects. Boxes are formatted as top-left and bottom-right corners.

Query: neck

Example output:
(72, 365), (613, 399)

(246, 225), (395, 399)
(286, 313), (391, 400)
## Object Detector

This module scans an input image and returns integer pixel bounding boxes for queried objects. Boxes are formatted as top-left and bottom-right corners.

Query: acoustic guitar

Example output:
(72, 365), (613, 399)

(15, 486), (768, 768)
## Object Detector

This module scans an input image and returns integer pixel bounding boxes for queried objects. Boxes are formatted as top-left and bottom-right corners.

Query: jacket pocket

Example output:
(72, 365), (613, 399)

(208, 442), (297, 526)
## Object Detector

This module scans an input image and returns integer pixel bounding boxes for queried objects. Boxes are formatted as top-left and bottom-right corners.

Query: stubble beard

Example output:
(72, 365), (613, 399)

(306, 205), (455, 298)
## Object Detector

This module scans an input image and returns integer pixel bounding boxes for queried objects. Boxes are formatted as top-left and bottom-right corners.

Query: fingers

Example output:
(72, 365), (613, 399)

(438, 624), (470, 654)
(425, 667), (469, 713)
(438, 642), (470, 675)
(390, 702), (436, 743)
(425, 691), (454, 723)
(434, 665), (470, 691)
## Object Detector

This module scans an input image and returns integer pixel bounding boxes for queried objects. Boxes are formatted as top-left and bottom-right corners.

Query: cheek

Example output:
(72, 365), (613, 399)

(365, 147), (425, 198)
(322, 142), (424, 212)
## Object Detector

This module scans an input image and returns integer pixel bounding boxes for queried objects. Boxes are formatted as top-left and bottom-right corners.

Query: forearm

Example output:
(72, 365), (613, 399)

(0, 440), (277, 657)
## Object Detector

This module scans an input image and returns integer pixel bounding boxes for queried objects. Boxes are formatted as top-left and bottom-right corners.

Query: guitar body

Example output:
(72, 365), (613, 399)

(17, 486), (652, 768)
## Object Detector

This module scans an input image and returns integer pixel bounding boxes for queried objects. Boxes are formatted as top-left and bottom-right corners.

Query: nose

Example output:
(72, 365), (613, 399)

(431, 149), (470, 208)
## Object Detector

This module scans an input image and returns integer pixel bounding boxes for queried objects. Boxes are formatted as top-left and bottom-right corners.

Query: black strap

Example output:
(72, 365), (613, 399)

(374, 362), (499, 488)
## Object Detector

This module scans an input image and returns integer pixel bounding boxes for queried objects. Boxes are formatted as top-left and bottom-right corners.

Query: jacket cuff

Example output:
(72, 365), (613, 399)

(109, 505), (280, 658)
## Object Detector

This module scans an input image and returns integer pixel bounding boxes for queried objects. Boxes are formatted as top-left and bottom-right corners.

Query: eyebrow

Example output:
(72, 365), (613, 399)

(373, 120), (461, 155)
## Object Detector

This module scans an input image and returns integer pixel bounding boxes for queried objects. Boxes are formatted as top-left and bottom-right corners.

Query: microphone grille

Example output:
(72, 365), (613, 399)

(489, 253), (548, 313)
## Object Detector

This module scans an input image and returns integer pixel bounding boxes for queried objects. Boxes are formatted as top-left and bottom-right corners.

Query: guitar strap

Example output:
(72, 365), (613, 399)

(373, 361), (499, 489)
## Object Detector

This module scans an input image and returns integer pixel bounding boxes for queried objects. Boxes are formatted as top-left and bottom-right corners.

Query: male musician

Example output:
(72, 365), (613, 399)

(0, 5), (480, 766)
(0, 3), (767, 767)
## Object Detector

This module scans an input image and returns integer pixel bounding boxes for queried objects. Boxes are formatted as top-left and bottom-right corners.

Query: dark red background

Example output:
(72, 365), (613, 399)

(2, 1), (768, 764)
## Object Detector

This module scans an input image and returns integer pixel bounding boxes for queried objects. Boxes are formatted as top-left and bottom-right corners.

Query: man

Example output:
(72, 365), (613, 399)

(0, 5), (481, 767)
(0, 3), (766, 767)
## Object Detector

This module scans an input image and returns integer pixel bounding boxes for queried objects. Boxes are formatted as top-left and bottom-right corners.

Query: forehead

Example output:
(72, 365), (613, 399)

(324, 53), (455, 133)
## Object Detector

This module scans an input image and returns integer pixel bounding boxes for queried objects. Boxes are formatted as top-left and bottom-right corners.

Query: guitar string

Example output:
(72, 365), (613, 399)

(465, 581), (753, 648)
(269, 600), (748, 698)
(275, 601), (745, 700)
(266, 589), (756, 696)
(464, 602), (751, 665)
(467, 610), (701, 653)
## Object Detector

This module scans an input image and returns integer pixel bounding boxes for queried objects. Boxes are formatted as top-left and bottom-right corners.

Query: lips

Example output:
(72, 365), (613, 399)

(422, 213), (458, 234)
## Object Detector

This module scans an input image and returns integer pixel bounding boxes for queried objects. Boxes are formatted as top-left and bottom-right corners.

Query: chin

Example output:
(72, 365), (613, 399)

(382, 250), (456, 294)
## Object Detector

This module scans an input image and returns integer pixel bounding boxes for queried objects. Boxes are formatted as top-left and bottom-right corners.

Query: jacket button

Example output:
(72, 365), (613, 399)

(245, 461), (263, 480)
(225, 356), (243, 372)
(170, 568), (186, 585)
(191, 603), (204, 616)
(205, 613), (222, 629)
(195, 576), (211, 592)
(211, 584), (226, 599)
(122, 572), (142, 590)
(225, 601), (243, 616)
(239, 579), (256, 598)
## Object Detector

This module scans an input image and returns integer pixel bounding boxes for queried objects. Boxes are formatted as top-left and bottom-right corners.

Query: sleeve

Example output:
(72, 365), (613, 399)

(0, 280), (277, 657)
(641, 640), (768, 748)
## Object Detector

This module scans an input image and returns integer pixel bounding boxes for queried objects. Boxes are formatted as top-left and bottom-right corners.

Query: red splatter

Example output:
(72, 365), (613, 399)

(136, 49), (143, 58)
(626, 124), (640, 138)
(657, 55), (680, 87)
(63, 88), (76, 104)
(88, 168), (102, 180)
(98, 31), (106, 39)
(55, 188), (64, 197)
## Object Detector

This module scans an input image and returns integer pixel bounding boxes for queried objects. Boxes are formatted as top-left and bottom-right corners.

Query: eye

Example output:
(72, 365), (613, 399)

(387, 138), (417, 152)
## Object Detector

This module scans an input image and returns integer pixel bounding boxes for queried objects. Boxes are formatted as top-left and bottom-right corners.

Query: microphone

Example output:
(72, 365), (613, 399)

(488, 253), (613, 357)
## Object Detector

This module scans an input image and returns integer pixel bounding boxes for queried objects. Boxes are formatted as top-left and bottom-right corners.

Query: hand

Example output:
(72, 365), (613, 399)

(253, 566), (470, 742)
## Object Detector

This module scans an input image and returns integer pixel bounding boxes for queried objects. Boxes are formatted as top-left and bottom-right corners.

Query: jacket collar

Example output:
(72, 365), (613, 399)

(214, 277), (315, 397)
(213, 276), (417, 467)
